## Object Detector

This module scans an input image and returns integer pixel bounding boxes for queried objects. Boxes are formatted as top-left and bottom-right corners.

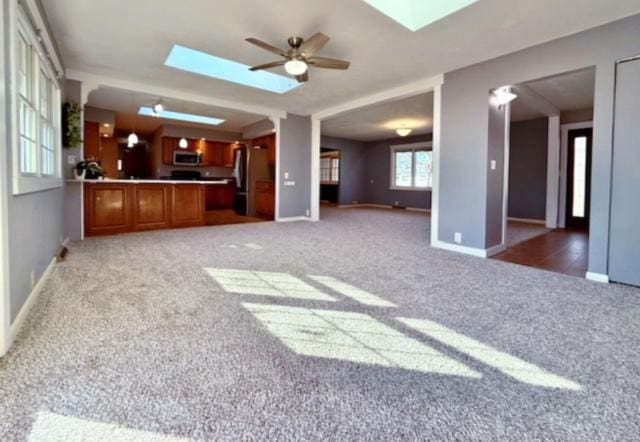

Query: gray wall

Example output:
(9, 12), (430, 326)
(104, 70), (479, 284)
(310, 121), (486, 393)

(438, 13), (640, 274)
(485, 99), (507, 248)
(278, 114), (311, 219)
(3, 0), (65, 322)
(363, 134), (432, 209)
(320, 136), (366, 205)
(508, 118), (548, 221)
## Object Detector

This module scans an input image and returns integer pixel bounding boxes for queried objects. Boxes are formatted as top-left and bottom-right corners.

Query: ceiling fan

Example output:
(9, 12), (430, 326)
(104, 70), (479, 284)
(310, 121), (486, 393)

(246, 32), (350, 83)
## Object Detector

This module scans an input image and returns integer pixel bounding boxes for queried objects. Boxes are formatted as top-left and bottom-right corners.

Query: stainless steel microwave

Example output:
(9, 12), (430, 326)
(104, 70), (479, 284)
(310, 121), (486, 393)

(173, 151), (201, 166)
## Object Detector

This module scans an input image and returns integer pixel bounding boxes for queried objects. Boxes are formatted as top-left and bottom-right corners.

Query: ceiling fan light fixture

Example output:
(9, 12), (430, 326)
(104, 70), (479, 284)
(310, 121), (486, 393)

(179, 137), (189, 149)
(396, 128), (412, 137)
(127, 132), (139, 146)
(284, 59), (308, 76)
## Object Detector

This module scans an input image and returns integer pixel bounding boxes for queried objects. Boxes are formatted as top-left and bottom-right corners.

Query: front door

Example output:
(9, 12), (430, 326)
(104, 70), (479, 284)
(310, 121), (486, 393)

(566, 128), (592, 230)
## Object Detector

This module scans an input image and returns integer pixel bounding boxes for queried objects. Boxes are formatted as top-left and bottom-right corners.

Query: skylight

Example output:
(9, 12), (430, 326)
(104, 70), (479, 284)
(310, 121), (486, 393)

(164, 44), (300, 94)
(360, 0), (479, 32)
(138, 107), (225, 126)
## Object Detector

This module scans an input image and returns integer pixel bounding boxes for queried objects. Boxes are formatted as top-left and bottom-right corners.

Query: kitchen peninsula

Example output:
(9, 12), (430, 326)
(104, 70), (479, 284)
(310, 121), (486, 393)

(82, 179), (236, 236)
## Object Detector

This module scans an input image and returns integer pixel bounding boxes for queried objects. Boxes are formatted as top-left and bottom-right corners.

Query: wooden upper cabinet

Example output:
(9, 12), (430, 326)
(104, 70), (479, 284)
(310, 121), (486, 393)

(252, 134), (276, 166)
(162, 137), (177, 165)
(84, 121), (100, 161)
(222, 144), (235, 167)
(100, 137), (119, 178)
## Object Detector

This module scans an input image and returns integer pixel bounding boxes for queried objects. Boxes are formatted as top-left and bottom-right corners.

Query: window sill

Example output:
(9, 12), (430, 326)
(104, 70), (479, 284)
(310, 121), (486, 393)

(12, 176), (63, 195)
(389, 186), (432, 192)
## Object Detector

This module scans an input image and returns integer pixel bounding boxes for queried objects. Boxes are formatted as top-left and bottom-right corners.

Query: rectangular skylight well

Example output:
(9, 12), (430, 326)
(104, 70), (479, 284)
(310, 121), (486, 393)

(164, 44), (300, 94)
(360, 0), (479, 32)
(138, 106), (225, 126)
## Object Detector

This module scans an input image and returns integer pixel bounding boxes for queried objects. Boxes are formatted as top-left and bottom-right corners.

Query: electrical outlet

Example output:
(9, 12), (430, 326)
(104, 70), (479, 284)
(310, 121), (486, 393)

(454, 232), (462, 244)
(490, 160), (497, 170)
(306, 209), (310, 217)
(394, 201), (399, 206)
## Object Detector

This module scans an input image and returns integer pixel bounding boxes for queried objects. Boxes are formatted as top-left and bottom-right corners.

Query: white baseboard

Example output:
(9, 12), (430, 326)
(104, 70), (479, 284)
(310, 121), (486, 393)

(586, 272), (609, 283)
(10, 256), (57, 342)
(432, 240), (489, 258)
(508, 217), (546, 225)
(276, 216), (311, 223)
(485, 243), (507, 257)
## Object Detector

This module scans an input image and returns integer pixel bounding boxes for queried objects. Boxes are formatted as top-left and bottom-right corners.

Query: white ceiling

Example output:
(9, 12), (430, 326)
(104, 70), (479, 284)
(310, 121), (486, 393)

(322, 93), (433, 141)
(511, 68), (596, 122)
(87, 87), (264, 137)
(44, 0), (640, 115)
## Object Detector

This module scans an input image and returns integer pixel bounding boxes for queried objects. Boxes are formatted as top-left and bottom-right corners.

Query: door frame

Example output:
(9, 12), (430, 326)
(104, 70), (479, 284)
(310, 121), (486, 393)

(559, 121), (593, 228)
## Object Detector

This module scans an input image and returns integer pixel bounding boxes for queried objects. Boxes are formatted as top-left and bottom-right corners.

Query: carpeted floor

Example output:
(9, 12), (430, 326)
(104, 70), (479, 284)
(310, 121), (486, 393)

(1, 207), (639, 440)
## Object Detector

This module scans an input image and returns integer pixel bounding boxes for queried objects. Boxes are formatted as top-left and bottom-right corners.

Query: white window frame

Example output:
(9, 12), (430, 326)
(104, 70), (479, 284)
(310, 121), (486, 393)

(389, 141), (433, 191)
(320, 152), (340, 185)
(10, 3), (63, 195)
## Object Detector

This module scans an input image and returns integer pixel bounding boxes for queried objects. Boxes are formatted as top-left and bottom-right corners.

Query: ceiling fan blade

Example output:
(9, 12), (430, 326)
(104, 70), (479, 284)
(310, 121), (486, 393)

(299, 33), (330, 57)
(249, 60), (285, 71)
(295, 72), (309, 83)
(308, 57), (350, 70)
(246, 37), (288, 57)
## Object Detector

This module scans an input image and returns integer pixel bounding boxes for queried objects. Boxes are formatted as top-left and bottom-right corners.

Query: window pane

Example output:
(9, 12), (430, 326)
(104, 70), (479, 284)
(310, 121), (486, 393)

(414, 150), (432, 188)
(572, 137), (587, 218)
(394, 151), (413, 187)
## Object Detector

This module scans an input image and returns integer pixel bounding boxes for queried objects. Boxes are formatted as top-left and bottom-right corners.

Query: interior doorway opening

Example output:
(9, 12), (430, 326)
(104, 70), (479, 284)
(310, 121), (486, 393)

(492, 68), (595, 277)
(320, 149), (340, 206)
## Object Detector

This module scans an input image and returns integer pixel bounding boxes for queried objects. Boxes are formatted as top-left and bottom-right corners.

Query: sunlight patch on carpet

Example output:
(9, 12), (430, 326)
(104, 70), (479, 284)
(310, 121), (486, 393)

(398, 318), (582, 390)
(243, 303), (481, 378)
(308, 275), (397, 307)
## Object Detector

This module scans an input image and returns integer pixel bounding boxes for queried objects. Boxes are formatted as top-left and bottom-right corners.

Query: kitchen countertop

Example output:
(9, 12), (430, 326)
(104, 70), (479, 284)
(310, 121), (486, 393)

(67, 179), (233, 185)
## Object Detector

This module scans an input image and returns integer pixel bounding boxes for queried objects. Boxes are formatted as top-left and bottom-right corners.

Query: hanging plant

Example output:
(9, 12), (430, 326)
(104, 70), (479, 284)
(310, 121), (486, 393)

(62, 101), (82, 149)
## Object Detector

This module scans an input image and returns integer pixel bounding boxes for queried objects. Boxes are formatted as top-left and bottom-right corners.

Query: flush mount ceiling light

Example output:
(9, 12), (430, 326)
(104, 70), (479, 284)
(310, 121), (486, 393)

(179, 137), (189, 149)
(493, 87), (518, 106)
(360, 0), (480, 32)
(164, 44), (300, 94)
(396, 128), (413, 137)
(152, 99), (164, 116)
(138, 106), (225, 126)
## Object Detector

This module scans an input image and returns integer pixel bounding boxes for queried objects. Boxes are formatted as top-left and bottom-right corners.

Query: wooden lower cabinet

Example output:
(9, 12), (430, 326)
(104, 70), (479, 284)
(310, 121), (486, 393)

(205, 184), (235, 211)
(255, 181), (275, 219)
(84, 183), (206, 236)
(171, 185), (205, 227)
(85, 183), (132, 236)
(133, 185), (172, 230)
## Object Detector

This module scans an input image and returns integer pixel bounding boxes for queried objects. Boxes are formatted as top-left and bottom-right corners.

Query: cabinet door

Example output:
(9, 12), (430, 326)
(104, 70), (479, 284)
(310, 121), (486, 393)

(100, 137), (119, 178)
(267, 134), (276, 166)
(221, 144), (234, 167)
(255, 181), (275, 218)
(84, 121), (100, 160)
(133, 184), (171, 231)
(205, 186), (220, 211)
(172, 185), (205, 227)
(84, 183), (132, 236)
(221, 185), (235, 208)
(162, 137), (176, 165)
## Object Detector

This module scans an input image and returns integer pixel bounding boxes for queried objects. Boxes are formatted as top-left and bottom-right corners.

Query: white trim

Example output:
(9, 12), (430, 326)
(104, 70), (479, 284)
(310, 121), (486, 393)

(389, 141), (433, 150)
(500, 101), (511, 252)
(559, 121), (593, 228)
(9, 256), (56, 343)
(586, 272), (609, 283)
(486, 243), (507, 257)
(310, 118), (320, 221)
(312, 74), (444, 120)
(66, 70), (287, 121)
(508, 216), (546, 225)
(511, 84), (560, 118)
(546, 116), (561, 228)
(432, 240), (489, 258)
(406, 207), (430, 213)
(276, 216), (311, 223)
(0, 0), (12, 357)
(431, 84), (442, 246)
(21, 0), (64, 76)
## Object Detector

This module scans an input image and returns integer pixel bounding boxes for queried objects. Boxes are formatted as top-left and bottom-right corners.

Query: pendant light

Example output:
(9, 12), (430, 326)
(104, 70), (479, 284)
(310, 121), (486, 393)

(179, 137), (188, 149)
(152, 99), (164, 117)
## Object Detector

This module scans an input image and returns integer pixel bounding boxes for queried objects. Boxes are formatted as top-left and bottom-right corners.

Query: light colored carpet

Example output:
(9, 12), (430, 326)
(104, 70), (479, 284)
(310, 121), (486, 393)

(1, 207), (639, 440)
(506, 221), (552, 247)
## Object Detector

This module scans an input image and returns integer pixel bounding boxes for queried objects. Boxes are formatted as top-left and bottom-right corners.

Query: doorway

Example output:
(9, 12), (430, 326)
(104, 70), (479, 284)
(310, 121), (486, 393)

(320, 149), (340, 205)
(565, 128), (592, 230)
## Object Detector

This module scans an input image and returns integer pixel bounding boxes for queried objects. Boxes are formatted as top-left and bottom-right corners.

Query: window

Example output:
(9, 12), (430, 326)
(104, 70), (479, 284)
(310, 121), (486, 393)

(13, 7), (62, 193)
(390, 143), (433, 190)
(320, 154), (340, 184)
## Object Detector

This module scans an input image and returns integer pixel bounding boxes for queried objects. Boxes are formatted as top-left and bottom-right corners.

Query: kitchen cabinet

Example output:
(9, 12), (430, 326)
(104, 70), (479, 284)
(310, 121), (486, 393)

(84, 183), (211, 236)
(162, 137), (236, 167)
(100, 137), (119, 178)
(84, 183), (133, 236)
(83, 121), (100, 160)
(133, 184), (172, 230)
(162, 137), (178, 165)
(255, 180), (275, 219)
(171, 184), (205, 227)
(252, 134), (276, 166)
(205, 184), (235, 210)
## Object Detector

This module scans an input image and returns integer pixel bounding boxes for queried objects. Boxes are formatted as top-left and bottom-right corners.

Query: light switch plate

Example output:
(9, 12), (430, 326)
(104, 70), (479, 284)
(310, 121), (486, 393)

(454, 232), (462, 244)
(67, 155), (76, 165)
(284, 172), (290, 179)
(490, 160), (497, 170)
